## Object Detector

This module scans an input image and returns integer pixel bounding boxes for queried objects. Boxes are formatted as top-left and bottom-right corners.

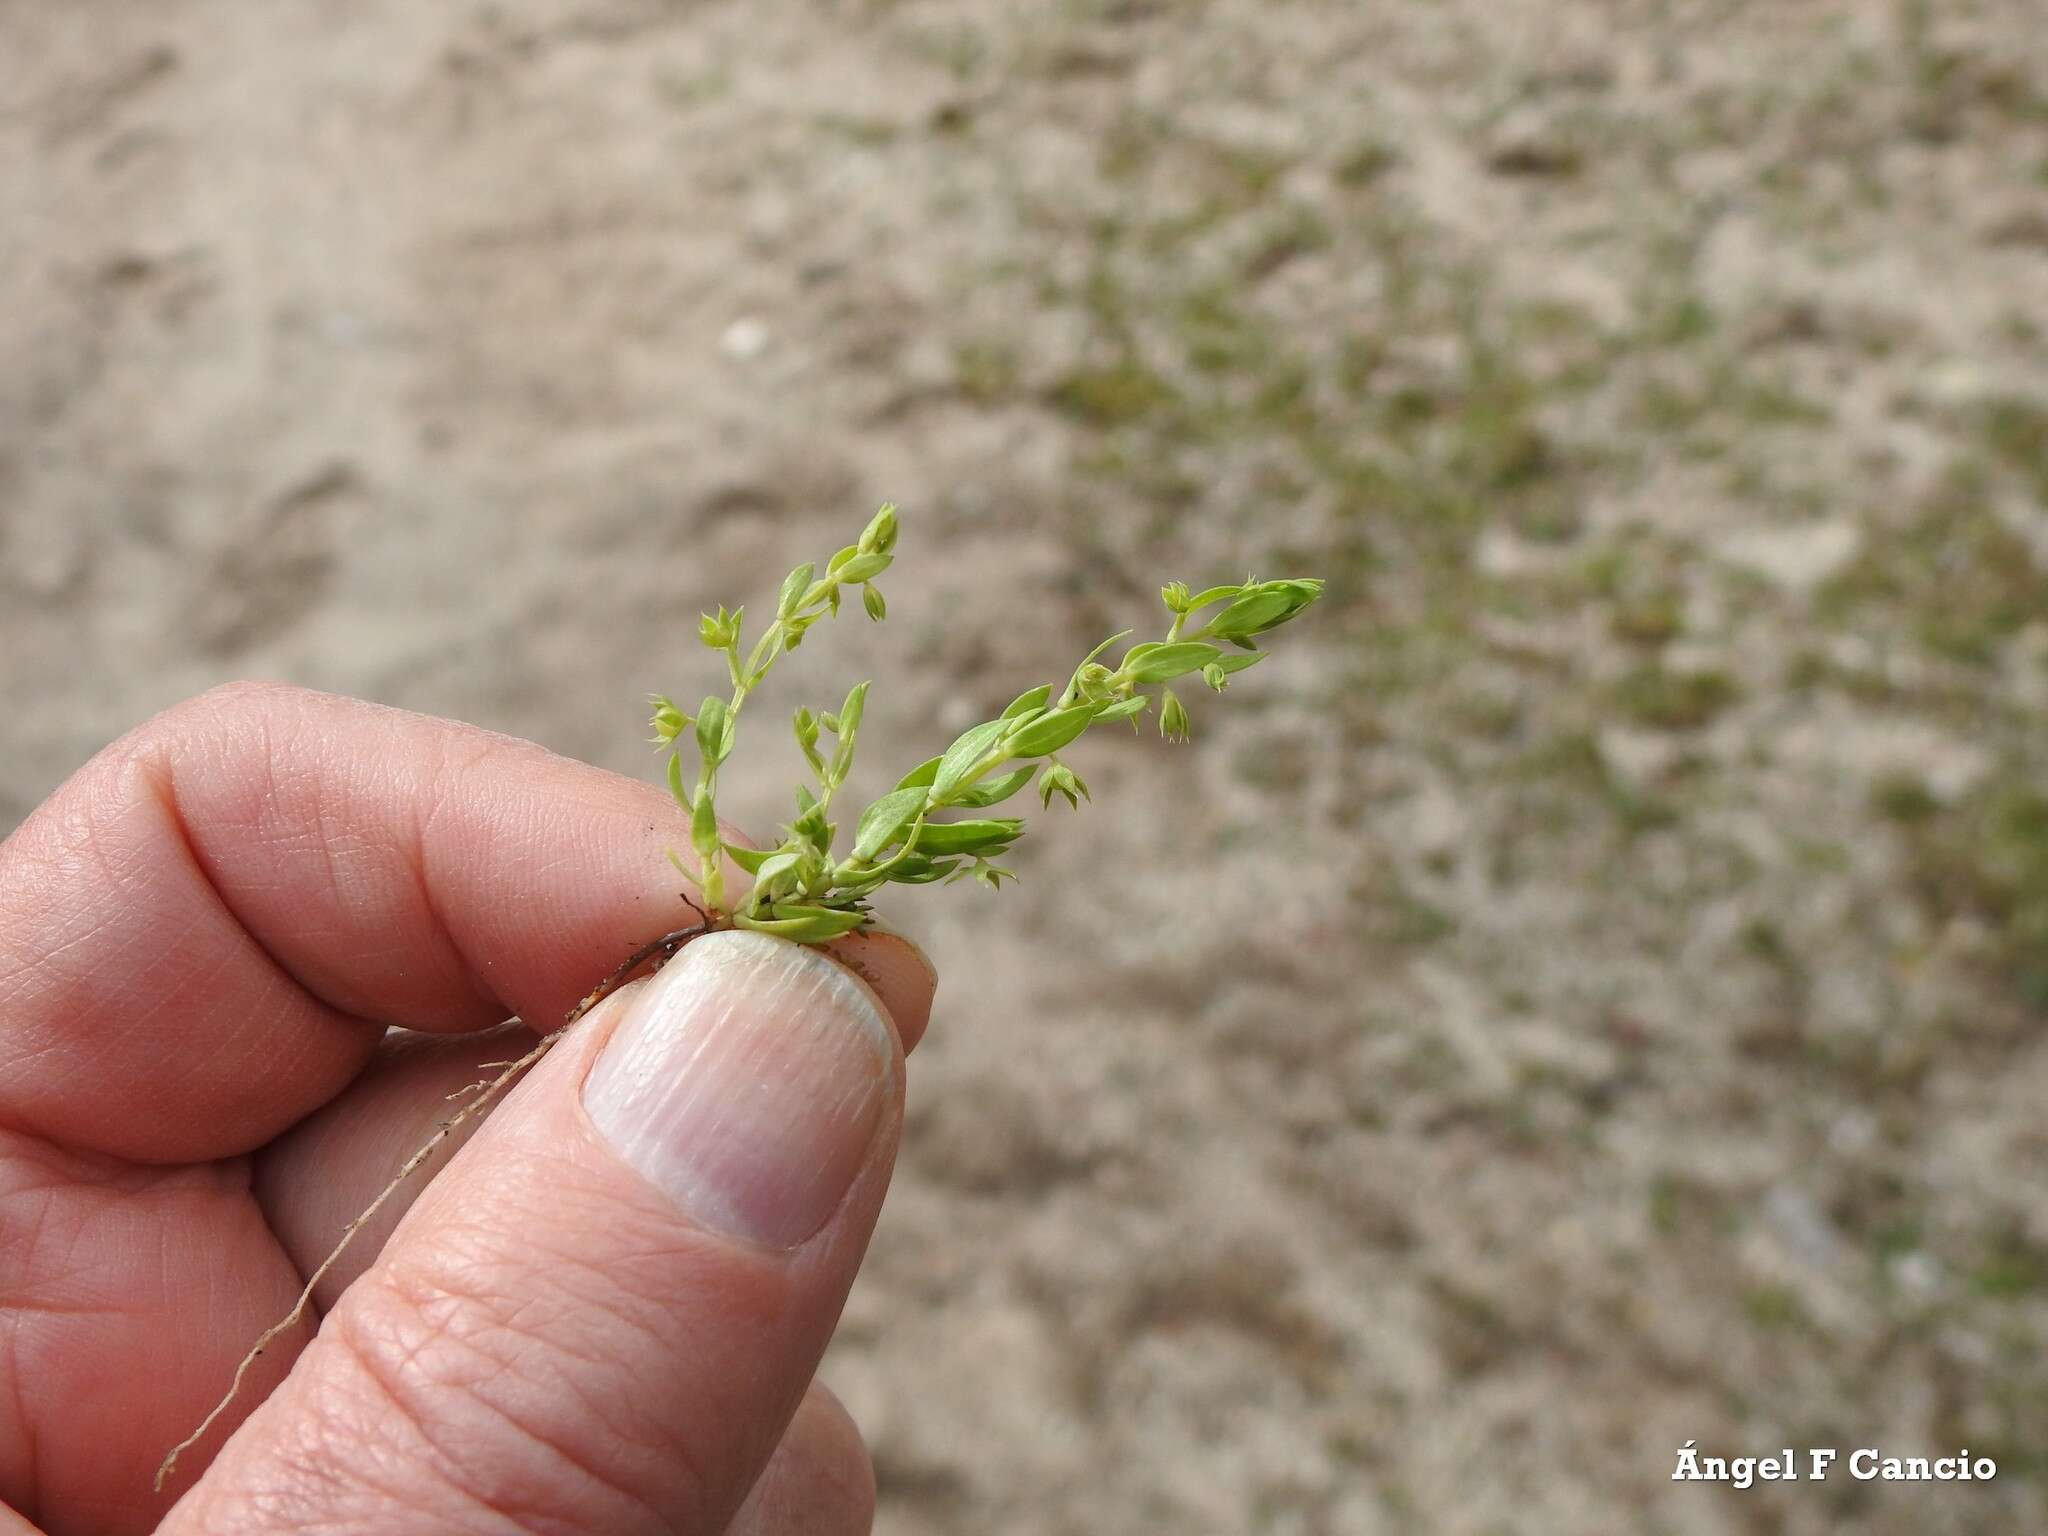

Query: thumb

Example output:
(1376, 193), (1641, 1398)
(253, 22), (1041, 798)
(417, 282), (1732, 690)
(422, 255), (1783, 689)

(166, 929), (904, 1536)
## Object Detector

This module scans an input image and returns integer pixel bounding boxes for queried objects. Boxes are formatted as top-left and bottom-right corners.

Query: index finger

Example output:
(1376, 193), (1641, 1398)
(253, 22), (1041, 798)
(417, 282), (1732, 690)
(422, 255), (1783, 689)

(0, 683), (744, 1163)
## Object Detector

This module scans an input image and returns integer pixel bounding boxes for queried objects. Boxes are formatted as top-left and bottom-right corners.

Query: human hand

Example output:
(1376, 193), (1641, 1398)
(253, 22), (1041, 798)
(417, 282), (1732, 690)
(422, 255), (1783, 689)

(0, 683), (936, 1536)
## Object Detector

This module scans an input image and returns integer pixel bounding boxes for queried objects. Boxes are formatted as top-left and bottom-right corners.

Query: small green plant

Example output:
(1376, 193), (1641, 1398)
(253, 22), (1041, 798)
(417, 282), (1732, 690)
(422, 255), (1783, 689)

(644, 503), (1323, 942)
(158, 505), (1323, 1489)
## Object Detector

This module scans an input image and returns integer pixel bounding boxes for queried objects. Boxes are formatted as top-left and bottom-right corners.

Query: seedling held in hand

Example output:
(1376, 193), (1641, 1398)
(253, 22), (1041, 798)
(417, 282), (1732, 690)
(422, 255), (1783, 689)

(157, 506), (1321, 1489)
(643, 504), (1322, 944)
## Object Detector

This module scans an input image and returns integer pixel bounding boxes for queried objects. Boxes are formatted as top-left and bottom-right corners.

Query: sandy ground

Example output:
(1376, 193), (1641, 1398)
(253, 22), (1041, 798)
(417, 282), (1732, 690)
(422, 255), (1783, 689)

(5, 1), (2047, 1531)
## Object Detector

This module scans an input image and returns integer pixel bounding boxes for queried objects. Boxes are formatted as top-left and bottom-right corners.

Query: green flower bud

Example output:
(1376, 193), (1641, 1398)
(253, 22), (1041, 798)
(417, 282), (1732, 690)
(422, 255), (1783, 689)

(1201, 662), (1228, 692)
(1161, 580), (1192, 614)
(647, 694), (689, 744)
(1038, 762), (1089, 810)
(863, 582), (886, 621)
(858, 502), (899, 556)
(1160, 688), (1190, 743)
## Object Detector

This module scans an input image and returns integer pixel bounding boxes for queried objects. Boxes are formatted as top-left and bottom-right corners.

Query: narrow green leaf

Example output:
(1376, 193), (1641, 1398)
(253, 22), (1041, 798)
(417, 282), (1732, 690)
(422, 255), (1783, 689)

(895, 754), (942, 790)
(737, 906), (869, 941)
(1182, 582), (1241, 613)
(777, 563), (816, 619)
(828, 680), (869, 784)
(889, 856), (960, 885)
(1005, 703), (1100, 757)
(913, 818), (1023, 854)
(1124, 641), (1223, 683)
(665, 751), (689, 811)
(690, 785), (721, 862)
(931, 719), (1010, 800)
(833, 551), (890, 584)
(1001, 683), (1053, 720)
(723, 843), (774, 875)
(695, 695), (730, 767)
(1075, 628), (1134, 671)
(1093, 695), (1148, 721)
(951, 765), (1037, 808)
(852, 786), (927, 861)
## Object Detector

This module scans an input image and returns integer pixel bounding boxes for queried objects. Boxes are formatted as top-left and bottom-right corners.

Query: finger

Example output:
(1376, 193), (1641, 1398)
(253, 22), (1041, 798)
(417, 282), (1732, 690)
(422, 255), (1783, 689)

(726, 1384), (874, 1536)
(0, 682), (743, 1163)
(251, 929), (935, 1309)
(169, 930), (904, 1536)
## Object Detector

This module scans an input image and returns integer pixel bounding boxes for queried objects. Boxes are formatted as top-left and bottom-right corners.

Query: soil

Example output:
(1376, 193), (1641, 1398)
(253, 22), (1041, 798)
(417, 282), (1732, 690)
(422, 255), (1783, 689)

(5, 2), (2046, 1532)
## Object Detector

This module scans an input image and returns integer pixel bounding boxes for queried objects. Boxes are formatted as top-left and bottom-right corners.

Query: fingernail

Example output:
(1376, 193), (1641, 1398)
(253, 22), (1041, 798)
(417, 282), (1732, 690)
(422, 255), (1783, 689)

(582, 929), (895, 1248)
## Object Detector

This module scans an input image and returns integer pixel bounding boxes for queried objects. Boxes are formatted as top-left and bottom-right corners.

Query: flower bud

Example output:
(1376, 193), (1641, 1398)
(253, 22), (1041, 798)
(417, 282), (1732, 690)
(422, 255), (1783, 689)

(1038, 761), (1089, 810)
(1161, 580), (1191, 613)
(858, 502), (900, 556)
(647, 695), (689, 743)
(1159, 688), (1190, 743)
(1201, 662), (1229, 692)
(863, 582), (887, 621)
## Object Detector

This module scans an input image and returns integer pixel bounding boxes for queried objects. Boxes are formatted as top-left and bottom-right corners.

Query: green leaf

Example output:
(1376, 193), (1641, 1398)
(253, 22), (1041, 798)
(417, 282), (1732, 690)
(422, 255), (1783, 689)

(1074, 628), (1134, 672)
(1001, 684), (1053, 720)
(828, 680), (869, 784)
(913, 818), (1023, 855)
(666, 751), (689, 811)
(777, 563), (816, 619)
(723, 842), (775, 875)
(1005, 703), (1100, 757)
(1093, 695), (1148, 721)
(695, 695), (730, 767)
(690, 785), (722, 863)
(751, 849), (802, 889)
(736, 906), (870, 942)
(1200, 578), (1323, 640)
(1213, 649), (1266, 674)
(834, 551), (891, 584)
(951, 765), (1036, 808)
(1123, 641), (1223, 683)
(932, 719), (1010, 800)
(791, 782), (830, 848)
(895, 754), (942, 791)
(852, 786), (927, 861)
(837, 680), (868, 740)
(888, 856), (960, 884)
(1182, 582), (1241, 614)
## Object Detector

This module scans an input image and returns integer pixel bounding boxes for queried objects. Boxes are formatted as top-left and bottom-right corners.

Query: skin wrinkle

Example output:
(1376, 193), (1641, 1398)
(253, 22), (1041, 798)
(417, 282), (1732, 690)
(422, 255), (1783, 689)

(408, 728), (523, 1027)
(310, 1276), (683, 1536)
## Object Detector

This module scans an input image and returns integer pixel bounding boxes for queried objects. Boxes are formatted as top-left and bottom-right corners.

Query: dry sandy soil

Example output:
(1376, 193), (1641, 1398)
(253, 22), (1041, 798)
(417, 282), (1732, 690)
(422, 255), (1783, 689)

(5, 1), (2047, 1532)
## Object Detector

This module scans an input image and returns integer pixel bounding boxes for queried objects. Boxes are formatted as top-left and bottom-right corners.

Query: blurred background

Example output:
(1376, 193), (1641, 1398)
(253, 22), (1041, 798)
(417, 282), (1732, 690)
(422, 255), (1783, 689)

(5, 1), (2046, 1531)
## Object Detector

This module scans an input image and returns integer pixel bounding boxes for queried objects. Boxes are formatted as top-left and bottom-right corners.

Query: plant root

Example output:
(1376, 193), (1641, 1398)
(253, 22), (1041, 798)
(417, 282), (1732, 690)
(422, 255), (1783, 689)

(153, 909), (719, 1494)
